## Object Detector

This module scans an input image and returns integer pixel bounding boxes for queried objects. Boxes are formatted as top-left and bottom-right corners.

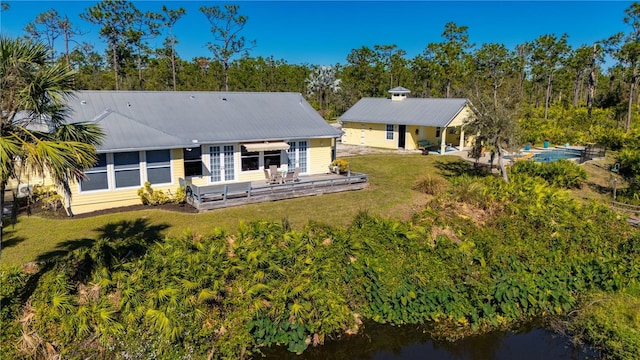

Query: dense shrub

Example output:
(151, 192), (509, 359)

(510, 159), (587, 189)
(330, 158), (349, 173)
(137, 181), (185, 205)
(517, 105), (638, 150)
(0, 266), (28, 355)
(2, 175), (638, 359)
(569, 282), (640, 360)
(617, 147), (640, 179)
(32, 184), (63, 211)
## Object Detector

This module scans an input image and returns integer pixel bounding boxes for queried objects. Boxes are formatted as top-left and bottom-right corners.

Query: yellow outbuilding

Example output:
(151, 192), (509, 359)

(339, 87), (475, 154)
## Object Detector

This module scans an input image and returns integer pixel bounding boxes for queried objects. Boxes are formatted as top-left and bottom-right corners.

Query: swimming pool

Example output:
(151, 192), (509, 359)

(531, 149), (582, 162)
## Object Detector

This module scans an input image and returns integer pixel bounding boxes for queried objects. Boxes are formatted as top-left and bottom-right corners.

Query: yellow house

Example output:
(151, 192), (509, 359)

(25, 91), (342, 215)
(339, 87), (475, 154)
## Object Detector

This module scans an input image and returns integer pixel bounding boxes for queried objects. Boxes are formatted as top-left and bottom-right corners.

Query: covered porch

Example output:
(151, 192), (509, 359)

(410, 124), (468, 154)
(183, 172), (369, 211)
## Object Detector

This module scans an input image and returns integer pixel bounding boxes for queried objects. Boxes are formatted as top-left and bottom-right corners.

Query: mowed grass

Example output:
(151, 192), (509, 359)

(0, 153), (460, 267)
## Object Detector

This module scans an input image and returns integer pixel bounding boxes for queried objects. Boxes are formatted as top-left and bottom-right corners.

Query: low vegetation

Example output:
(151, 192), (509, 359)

(1, 153), (638, 359)
(137, 182), (186, 206)
(567, 284), (640, 359)
(510, 159), (588, 189)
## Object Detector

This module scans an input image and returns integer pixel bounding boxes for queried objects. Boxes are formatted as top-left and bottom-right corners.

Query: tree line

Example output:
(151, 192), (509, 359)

(3, 1), (639, 130)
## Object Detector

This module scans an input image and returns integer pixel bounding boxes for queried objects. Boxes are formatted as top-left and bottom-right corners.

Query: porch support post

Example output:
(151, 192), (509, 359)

(440, 128), (447, 154)
(459, 127), (465, 150)
(332, 138), (337, 161)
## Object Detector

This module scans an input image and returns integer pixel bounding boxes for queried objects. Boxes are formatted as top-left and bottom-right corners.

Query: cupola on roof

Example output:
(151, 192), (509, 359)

(389, 86), (411, 101)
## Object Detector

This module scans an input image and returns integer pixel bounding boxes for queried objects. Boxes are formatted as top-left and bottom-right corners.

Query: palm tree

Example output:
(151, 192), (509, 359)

(50, 121), (104, 217)
(0, 36), (103, 251)
(306, 66), (341, 119)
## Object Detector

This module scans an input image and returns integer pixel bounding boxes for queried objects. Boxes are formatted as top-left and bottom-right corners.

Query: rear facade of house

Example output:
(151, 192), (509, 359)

(23, 91), (342, 215)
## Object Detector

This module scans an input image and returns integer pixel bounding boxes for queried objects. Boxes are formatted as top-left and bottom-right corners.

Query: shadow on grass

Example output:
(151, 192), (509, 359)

(587, 182), (613, 196)
(36, 218), (169, 264)
(434, 159), (490, 178)
(1, 227), (26, 249)
(7, 218), (172, 320)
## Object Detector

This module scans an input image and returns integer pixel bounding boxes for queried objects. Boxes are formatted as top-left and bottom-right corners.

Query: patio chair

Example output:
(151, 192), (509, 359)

(283, 170), (295, 183)
(293, 167), (300, 182)
(264, 169), (273, 184)
(268, 165), (283, 184)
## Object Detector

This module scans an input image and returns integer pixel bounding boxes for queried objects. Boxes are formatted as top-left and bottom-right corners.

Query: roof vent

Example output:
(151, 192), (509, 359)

(222, 97), (227, 101)
(127, 102), (131, 107)
(81, 100), (87, 105)
(190, 95), (196, 99)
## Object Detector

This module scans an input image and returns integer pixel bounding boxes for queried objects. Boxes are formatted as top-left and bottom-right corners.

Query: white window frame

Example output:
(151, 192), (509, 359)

(240, 146), (260, 172)
(144, 150), (173, 185)
(386, 124), (394, 140)
(113, 151), (142, 189)
(183, 146), (204, 178)
(79, 153), (110, 193)
(80, 150), (176, 193)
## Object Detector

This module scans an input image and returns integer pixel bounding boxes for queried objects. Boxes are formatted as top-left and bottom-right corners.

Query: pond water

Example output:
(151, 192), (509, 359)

(262, 321), (600, 360)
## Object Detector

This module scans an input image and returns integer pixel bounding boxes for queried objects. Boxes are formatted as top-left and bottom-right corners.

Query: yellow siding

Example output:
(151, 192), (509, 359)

(171, 148), (185, 184)
(11, 141), (338, 215)
(343, 122), (450, 150)
(342, 122), (398, 149)
(341, 122), (362, 145)
(406, 126), (420, 150)
(9, 172), (55, 190)
(341, 104), (476, 151)
(444, 129), (461, 146)
(66, 142), (336, 214)
(309, 138), (333, 174)
(448, 105), (474, 127)
(366, 123), (396, 149)
(68, 148), (186, 214)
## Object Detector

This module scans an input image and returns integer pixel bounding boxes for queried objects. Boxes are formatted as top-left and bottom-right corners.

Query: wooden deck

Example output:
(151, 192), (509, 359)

(184, 172), (369, 211)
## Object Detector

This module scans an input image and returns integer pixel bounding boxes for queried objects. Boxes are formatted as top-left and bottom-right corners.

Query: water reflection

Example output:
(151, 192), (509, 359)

(261, 321), (600, 360)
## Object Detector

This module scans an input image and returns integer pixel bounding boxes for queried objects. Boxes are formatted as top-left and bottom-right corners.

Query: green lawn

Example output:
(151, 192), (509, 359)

(0, 153), (463, 267)
(0, 152), (617, 268)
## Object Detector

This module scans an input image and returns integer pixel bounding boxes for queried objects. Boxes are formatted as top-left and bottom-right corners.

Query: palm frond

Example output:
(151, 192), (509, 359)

(54, 122), (104, 146)
(0, 135), (21, 181)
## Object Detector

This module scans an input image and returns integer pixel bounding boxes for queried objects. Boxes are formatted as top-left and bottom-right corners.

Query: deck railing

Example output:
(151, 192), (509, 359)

(611, 201), (640, 227)
(183, 173), (369, 211)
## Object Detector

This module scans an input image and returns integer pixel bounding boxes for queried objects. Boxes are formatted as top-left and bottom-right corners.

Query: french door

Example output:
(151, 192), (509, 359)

(209, 145), (235, 182)
(287, 140), (308, 173)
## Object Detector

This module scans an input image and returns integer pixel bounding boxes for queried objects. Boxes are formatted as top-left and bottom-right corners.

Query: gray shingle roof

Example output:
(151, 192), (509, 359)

(338, 98), (469, 128)
(66, 91), (342, 152)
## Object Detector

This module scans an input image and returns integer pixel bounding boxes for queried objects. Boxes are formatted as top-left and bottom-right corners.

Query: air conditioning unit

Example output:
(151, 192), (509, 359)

(16, 184), (33, 198)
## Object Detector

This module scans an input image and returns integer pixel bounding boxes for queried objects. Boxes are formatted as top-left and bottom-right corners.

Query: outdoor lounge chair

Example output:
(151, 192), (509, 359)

(264, 169), (274, 184)
(268, 165), (282, 184)
(265, 169), (279, 184)
(269, 165), (278, 177)
(282, 171), (295, 183)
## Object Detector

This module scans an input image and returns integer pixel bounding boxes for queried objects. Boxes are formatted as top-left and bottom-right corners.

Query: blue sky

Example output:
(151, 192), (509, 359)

(0, 1), (634, 67)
